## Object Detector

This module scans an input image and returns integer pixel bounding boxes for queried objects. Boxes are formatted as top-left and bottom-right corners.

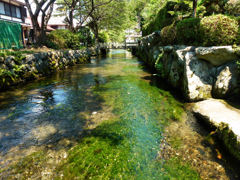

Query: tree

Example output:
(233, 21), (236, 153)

(56, 0), (78, 31)
(24, 0), (56, 45)
(57, 0), (133, 43)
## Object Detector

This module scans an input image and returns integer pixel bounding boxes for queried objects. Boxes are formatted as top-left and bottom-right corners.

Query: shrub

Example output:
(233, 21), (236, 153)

(142, 0), (191, 36)
(200, 14), (239, 46)
(161, 23), (177, 45)
(198, 0), (227, 15)
(45, 31), (66, 49)
(45, 30), (83, 50)
(176, 18), (201, 45)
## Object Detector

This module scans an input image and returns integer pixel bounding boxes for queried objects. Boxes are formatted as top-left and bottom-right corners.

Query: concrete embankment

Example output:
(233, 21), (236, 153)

(134, 32), (240, 160)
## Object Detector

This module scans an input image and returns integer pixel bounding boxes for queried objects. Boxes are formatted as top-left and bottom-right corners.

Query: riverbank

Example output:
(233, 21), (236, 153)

(133, 33), (240, 163)
(0, 50), (239, 179)
(0, 49), (92, 91)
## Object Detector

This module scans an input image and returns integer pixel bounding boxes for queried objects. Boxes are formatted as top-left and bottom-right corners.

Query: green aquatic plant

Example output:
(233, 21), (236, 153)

(1, 56), (197, 179)
(56, 60), (193, 179)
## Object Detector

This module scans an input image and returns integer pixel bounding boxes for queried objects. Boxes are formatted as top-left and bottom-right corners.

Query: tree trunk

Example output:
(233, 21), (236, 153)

(69, 10), (74, 31)
(94, 23), (100, 55)
(192, 0), (198, 17)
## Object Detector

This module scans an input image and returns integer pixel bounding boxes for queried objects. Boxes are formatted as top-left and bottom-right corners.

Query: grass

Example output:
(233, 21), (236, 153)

(0, 50), (34, 58)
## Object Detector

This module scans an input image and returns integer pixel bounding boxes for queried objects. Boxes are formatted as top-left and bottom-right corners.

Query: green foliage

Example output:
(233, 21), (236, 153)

(45, 30), (87, 50)
(159, 14), (239, 46)
(45, 31), (66, 49)
(142, 0), (191, 36)
(0, 50), (33, 58)
(163, 157), (200, 179)
(0, 68), (16, 84)
(225, 0), (240, 16)
(155, 52), (165, 77)
(176, 18), (201, 45)
(198, 0), (228, 15)
(160, 23), (177, 45)
(0, 64), (25, 86)
(200, 14), (239, 46)
(98, 31), (110, 43)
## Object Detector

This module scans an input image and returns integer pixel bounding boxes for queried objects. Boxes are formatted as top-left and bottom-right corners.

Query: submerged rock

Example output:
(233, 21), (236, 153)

(195, 46), (238, 66)
(192, 99), (240, 160)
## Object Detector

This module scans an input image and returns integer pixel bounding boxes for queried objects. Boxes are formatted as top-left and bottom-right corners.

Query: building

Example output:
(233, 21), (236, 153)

(48, 24), (68, 30)
(0, 0), (29, 49)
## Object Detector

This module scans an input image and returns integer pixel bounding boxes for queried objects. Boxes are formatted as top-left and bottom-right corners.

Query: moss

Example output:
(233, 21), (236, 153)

(143, 1), (191, 36)
(160, 23), (177, 45)
(163, 157), (200, 179)
(154, 51), (165, 78)
(200, 14), (239, 46)
(176, 18), (201, 45)
(216, 123), (240, 160)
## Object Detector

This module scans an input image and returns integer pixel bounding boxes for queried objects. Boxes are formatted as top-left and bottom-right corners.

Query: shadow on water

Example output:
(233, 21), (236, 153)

(0, 70), (109, 166)
(0, 49), (239, 179)
(137, 62), (185, 103)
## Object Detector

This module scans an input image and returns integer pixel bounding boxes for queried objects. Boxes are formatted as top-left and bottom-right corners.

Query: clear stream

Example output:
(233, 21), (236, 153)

(0, 50), (239, 179)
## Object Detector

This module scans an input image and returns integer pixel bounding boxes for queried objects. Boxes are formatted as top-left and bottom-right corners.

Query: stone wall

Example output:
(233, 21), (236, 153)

(135, 32), (240, 102)
(134, 32), (240, 160)
(0, 50), (90, 91)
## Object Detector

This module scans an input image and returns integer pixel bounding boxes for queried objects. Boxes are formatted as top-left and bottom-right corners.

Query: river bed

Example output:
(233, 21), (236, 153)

(0, 50), (239, 179)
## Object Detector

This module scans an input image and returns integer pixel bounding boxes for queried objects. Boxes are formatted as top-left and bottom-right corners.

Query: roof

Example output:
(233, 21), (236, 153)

(48, 24), (67, 26)
(1, 0), (26, 6)
(25, 17), (56, 31)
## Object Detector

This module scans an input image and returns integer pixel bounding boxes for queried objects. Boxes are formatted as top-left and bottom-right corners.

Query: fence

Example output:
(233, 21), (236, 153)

(0, 20), (23, 49)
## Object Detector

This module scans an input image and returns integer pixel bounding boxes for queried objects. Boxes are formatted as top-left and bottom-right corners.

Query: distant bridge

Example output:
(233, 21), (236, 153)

(99, 42), (138, 49)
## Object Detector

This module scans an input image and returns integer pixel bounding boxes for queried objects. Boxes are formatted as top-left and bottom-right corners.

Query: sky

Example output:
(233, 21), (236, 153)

(19, 0), (66, 25)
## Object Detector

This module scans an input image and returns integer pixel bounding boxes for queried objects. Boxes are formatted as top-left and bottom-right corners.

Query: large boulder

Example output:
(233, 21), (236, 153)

(213, 62), (240, 98)
(195, 46), (238, 66)
(192, 99), (240, 160)
(183, 50), (214, 101)
(156, 46), (215, 101)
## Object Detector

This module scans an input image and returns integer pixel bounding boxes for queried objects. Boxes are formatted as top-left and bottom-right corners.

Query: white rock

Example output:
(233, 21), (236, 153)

(195, 46), (238, 66)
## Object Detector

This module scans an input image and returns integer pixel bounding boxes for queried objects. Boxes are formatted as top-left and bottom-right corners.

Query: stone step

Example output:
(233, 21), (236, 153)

(192, 98), (240, 160)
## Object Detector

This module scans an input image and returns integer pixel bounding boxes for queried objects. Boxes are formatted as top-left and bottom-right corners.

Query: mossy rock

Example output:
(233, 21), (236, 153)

(216, 123), (240, 160)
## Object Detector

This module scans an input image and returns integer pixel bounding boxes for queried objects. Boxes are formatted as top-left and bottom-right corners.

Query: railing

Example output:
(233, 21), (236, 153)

(99, 42), (138, 49)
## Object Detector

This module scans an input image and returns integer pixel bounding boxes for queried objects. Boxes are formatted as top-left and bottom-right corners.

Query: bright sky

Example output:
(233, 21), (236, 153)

(19, 0), (67, 25)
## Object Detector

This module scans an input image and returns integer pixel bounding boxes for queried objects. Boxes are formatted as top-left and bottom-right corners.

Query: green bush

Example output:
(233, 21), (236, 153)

(45, 31), (66, 49)
(142, 1), (191, 36)
(176, 18), (201, 45)
(45, 30), (84, 50)
(159, 14), (239, 46)
(198, 0), (227, 15)
(161, 23), (177, 45)
(200, 14), (239, 46)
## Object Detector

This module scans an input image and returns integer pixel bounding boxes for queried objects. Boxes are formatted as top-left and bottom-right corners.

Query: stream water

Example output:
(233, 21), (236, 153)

(0, 50), (239, 179)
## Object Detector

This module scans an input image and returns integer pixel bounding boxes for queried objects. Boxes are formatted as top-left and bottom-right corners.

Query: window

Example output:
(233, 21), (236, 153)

(11, 5), (16, 17)
(4, 3), (10, 16)
(16, 7), (21, 18)
(0, 2), (5, 14)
